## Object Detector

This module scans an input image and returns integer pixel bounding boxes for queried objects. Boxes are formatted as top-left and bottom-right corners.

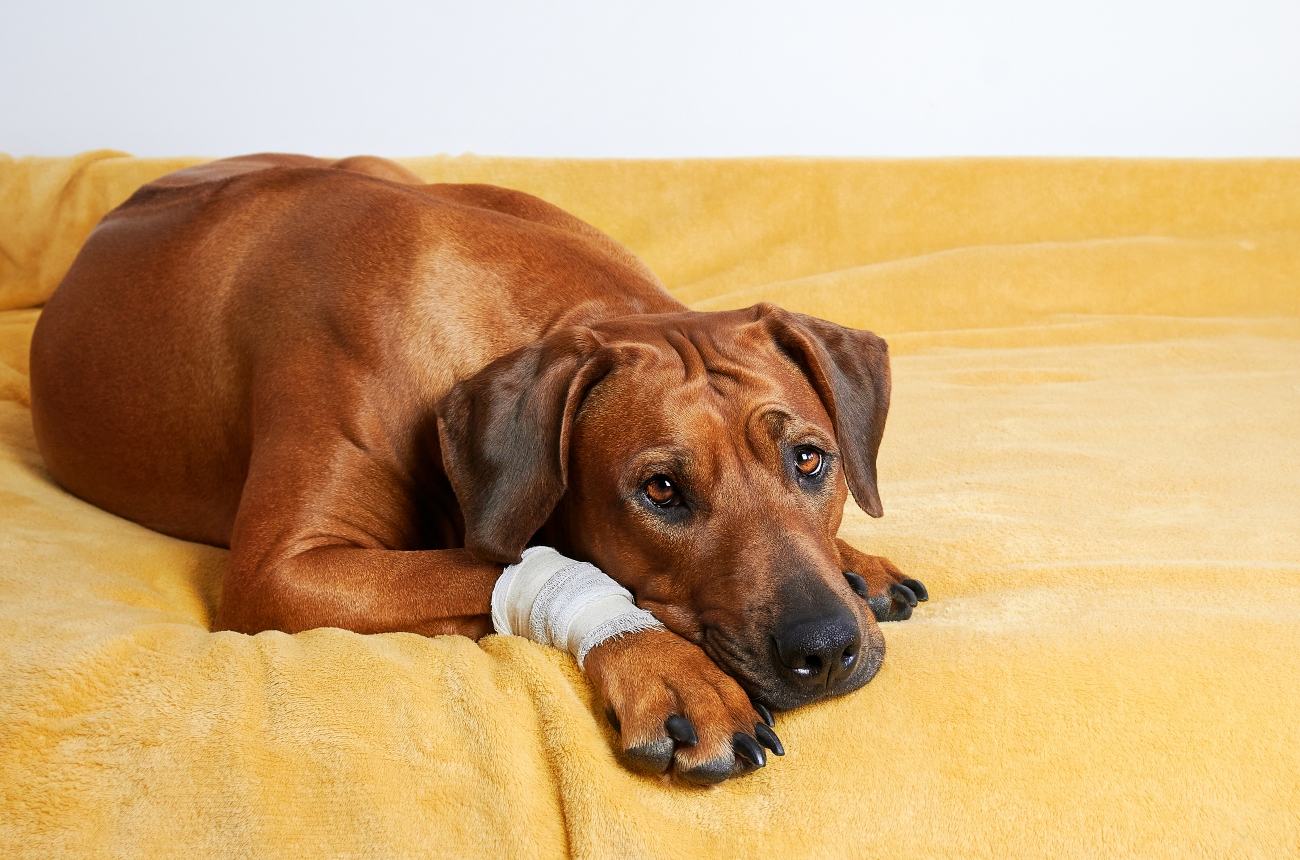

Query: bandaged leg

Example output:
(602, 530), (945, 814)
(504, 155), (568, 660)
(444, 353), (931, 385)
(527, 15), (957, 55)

(491, 546), (664, 668)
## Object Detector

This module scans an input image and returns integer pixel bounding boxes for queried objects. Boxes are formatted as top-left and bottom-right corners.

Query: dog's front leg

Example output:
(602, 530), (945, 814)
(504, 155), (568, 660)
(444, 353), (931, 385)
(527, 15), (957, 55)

(836, 538), (929, 622)
(212, 438), (504, 639)
(215, 544), (502, 638)
(583, 629), (779, 785)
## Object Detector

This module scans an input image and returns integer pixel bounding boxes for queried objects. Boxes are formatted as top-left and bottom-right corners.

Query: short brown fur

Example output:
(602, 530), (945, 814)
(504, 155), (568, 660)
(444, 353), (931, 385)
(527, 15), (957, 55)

(30, 154), (923, 784)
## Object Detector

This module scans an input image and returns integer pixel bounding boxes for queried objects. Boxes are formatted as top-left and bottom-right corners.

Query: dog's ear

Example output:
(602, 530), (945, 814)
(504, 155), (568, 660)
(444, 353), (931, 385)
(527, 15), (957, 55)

(435, 327), (616, 563)
(759, 304), (891, 517)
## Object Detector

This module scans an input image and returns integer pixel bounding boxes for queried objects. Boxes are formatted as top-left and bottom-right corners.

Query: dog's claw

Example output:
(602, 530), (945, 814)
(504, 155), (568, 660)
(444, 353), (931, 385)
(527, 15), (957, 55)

(752, 700), (775, 728)
(665, 715), (699, 746)
(733, 733), (766, 768)
(902, 578), (929, 601)
(754, 723), (784, 756)
(843, 571), (869, 599)
(868, 580), (924, 622)
(889, 582), (919, 608)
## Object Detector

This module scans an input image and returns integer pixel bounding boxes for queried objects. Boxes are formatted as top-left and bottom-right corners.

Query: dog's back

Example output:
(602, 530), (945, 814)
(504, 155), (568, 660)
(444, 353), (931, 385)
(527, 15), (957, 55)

(30, 155), (678, 546)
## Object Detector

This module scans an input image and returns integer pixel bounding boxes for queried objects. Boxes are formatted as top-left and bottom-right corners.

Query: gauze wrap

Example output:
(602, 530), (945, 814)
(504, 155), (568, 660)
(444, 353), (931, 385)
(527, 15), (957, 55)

(491, 546), (664, 668)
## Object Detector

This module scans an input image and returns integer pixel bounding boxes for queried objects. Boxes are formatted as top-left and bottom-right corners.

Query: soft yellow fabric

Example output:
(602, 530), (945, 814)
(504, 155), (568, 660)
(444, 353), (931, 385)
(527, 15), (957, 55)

(2, 152), (1298, 858)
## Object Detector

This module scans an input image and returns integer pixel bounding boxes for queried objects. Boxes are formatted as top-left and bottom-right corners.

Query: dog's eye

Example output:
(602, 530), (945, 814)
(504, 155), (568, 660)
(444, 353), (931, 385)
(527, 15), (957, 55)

(794, 446), (825, 478)
(644, 475), (680, 507)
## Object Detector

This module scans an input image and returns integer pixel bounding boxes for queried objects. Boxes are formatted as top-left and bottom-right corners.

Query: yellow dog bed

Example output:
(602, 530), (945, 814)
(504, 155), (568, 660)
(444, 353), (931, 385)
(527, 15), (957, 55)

(2, 152), (1298, 859)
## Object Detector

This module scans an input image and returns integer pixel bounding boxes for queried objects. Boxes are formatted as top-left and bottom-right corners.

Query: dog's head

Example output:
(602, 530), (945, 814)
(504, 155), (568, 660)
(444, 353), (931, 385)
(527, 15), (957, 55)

(436, 304), (891, 711)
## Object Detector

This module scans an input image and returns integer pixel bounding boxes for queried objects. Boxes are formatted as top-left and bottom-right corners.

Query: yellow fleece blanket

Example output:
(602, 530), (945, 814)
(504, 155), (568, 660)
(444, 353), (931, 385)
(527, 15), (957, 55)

(2, 151), (1298, 859)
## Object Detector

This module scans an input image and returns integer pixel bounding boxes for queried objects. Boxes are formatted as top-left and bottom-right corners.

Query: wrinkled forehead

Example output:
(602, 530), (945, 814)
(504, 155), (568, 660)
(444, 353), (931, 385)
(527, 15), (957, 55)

(588, 313), (835, 442)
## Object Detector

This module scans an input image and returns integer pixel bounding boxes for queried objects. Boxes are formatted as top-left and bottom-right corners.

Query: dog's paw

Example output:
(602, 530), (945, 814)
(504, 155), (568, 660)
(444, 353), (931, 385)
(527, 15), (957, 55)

(584, 627), (783, 785)
(837, 539), (929, 622)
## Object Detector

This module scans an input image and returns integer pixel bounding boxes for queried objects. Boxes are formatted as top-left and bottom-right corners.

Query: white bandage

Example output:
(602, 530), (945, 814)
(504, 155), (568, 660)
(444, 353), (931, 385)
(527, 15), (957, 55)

(491, 546), (664, 668)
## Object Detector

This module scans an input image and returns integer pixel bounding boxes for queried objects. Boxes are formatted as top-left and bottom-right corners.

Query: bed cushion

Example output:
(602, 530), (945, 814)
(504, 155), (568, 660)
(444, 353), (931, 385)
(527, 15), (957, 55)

(2, 152), (1298, 858)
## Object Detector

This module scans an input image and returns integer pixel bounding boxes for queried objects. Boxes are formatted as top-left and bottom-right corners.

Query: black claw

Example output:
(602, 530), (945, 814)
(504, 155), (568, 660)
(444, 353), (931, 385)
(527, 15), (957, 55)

(752, 700), (775, 728)
(665, 715), (699, 746)
(889, 582), (918, 608)
(733, 733), (767, 768)
(902, 578), (929, 602)
(843, 571), (869, 599)
(605, 707), (621, 732)
(754, 723), (785, 756)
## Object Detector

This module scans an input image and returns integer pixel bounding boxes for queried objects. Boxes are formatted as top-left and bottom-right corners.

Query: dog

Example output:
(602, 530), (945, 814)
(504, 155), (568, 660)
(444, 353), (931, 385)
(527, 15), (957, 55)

(30, 153), (926, 785)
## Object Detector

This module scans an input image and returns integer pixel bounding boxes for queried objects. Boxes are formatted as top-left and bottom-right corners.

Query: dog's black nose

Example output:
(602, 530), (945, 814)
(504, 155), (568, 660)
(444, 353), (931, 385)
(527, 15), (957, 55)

(773, 608), (861, 689)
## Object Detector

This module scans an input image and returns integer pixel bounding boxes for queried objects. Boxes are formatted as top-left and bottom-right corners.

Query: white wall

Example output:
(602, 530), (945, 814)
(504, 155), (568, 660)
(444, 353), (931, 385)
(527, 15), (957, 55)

(3, 0), (1298, 158)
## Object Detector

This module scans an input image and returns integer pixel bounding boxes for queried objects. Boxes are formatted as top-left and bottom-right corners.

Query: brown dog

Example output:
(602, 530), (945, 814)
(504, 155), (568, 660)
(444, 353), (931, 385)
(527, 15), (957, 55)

(30, 154), (926, 785)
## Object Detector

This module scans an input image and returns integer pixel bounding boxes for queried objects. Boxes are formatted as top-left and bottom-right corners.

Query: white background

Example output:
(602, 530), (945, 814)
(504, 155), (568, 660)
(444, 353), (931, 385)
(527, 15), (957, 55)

(3, 0), (1298, 158)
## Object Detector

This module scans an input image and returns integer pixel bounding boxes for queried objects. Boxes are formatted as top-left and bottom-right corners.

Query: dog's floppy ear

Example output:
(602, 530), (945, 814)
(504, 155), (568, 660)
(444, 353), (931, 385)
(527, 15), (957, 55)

(758, 304), (892, 517)
(435, 327), (615, 563)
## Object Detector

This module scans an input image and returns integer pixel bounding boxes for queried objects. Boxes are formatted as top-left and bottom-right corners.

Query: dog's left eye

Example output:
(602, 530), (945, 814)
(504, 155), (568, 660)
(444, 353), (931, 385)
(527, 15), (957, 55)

(793, 446), (826, 479)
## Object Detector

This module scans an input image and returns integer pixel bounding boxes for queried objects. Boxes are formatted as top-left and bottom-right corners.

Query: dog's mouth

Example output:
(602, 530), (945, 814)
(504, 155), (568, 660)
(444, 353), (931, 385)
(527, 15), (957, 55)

(700, 623), (885, 713)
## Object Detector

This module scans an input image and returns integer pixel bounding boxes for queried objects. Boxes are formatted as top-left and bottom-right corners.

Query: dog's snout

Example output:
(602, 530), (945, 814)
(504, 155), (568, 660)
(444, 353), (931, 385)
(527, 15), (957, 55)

(773, 607), (861, 689)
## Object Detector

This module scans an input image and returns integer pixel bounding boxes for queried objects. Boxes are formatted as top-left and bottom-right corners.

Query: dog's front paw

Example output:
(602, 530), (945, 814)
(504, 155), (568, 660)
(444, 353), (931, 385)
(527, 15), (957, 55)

(837, 539), (929, 622)
(584, 627), (783, 785)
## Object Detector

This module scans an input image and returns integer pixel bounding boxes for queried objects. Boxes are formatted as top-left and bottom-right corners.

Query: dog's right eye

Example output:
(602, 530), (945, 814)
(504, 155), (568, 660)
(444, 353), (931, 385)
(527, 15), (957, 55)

(644, 475), (681, 507)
